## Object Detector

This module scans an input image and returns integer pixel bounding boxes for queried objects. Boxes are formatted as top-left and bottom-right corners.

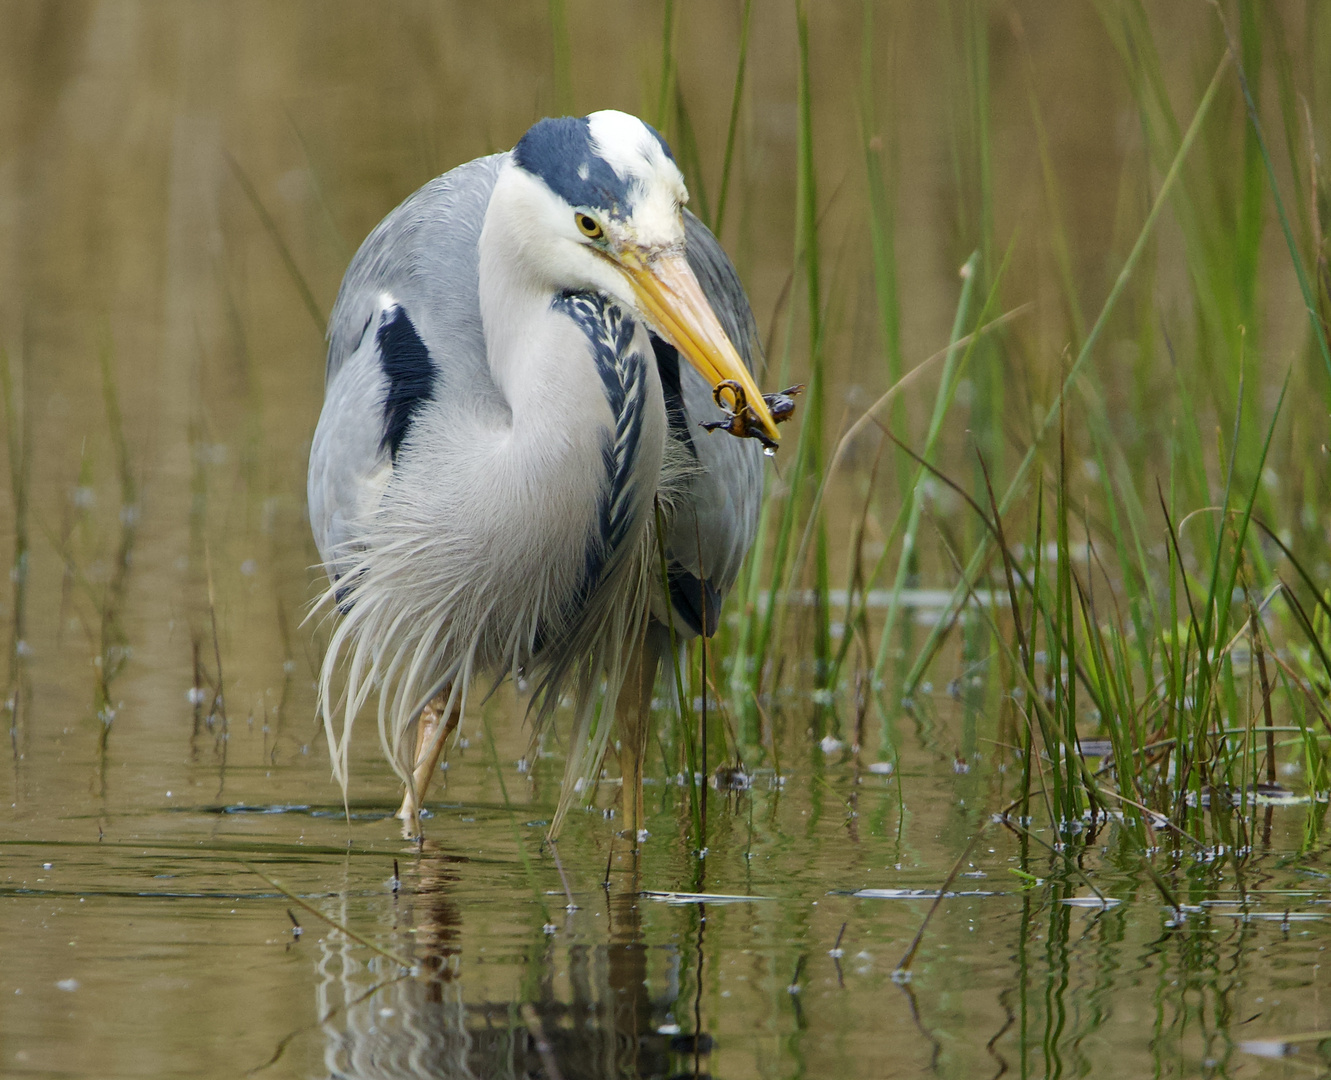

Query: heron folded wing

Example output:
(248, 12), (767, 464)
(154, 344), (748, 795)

(649, 213), (765, 635)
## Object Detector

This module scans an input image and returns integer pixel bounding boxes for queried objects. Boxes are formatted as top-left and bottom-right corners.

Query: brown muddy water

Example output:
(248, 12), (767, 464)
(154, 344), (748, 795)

(3, 3), (1331, 1078)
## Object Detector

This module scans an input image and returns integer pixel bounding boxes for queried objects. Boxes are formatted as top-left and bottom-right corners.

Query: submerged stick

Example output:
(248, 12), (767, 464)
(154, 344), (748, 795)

(238, 862), (414, 970)
(520, 1003), (566, 1080)
(247, 971), (413, 1076)
(547, 839), (578, 912)
(894, 825), (989, 977)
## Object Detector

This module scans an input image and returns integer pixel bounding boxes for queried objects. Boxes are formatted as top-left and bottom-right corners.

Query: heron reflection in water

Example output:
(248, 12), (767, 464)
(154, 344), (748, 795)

(316, 846), (713, 1079)
(308, 111), (789, 837)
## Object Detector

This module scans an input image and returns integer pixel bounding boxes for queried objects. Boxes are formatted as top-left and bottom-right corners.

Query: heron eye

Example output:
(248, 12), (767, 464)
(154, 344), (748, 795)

(575, 213), (603, 239)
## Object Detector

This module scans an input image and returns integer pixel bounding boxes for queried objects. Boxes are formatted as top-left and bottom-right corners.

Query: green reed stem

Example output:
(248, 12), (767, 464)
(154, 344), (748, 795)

(1217, 5), (1331, 387)
(871, 252), (978, 683)
(656, 0), (676, 133)
(548, 0), (572, 114)
(712, 0), (753, 239)
(902, 52), (1230, 695)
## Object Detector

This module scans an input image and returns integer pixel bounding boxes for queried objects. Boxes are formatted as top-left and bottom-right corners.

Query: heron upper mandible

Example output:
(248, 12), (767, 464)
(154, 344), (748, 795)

(308, 110), (782, 840)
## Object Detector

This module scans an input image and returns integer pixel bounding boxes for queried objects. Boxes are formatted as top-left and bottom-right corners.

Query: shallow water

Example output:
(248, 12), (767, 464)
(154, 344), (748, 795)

(7, 722), (1331, 1078)
(3, 3), (1331, 1078)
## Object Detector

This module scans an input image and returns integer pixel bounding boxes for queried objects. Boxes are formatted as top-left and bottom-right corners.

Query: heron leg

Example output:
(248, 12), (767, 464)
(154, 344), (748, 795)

(397, 691), (459, 837)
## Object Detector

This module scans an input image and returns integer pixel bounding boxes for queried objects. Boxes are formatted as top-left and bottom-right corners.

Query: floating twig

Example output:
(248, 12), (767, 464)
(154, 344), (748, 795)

(237, 862), (413, 970)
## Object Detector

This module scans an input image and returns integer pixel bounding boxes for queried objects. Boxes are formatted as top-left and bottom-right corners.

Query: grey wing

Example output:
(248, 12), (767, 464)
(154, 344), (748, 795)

(655, 210), (766, 636)
(308, 154), (507, 579)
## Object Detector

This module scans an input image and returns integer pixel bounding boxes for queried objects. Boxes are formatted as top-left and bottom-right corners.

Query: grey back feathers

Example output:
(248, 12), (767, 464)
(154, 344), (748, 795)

(657, 212), (764, 635)
(310, 155), (507, 576)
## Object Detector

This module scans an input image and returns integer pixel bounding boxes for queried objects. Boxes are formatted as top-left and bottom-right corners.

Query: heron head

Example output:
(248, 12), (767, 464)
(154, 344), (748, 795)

(509, 110), (780, 445)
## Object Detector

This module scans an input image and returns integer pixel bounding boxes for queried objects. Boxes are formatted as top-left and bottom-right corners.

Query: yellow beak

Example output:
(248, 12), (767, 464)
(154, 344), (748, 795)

(617, 249), (780, 446)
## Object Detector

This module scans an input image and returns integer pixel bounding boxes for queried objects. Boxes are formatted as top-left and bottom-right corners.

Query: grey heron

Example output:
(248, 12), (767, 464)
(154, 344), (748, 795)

(308, 110), (783, 839)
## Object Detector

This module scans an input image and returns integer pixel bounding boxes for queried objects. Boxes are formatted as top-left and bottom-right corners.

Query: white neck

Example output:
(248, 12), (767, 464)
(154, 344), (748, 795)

(474, 161), (662, 578)
(479, 166), (608, 435)
(466, 161), (668, 661)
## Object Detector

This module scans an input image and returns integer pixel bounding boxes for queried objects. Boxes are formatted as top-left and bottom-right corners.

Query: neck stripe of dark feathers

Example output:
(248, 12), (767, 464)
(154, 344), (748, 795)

(540, 291), (650, 651)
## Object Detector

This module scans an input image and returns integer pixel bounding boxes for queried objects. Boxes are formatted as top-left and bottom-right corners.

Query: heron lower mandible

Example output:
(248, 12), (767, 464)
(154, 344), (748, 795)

(308, 110), (784, 840)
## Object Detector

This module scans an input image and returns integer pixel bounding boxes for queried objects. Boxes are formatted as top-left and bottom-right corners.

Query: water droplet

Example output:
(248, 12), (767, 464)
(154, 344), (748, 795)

(763, 446), (775, 457)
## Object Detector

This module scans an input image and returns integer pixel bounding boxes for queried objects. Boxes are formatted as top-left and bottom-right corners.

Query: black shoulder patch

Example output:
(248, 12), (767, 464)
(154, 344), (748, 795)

(377, 306), (435, 462)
